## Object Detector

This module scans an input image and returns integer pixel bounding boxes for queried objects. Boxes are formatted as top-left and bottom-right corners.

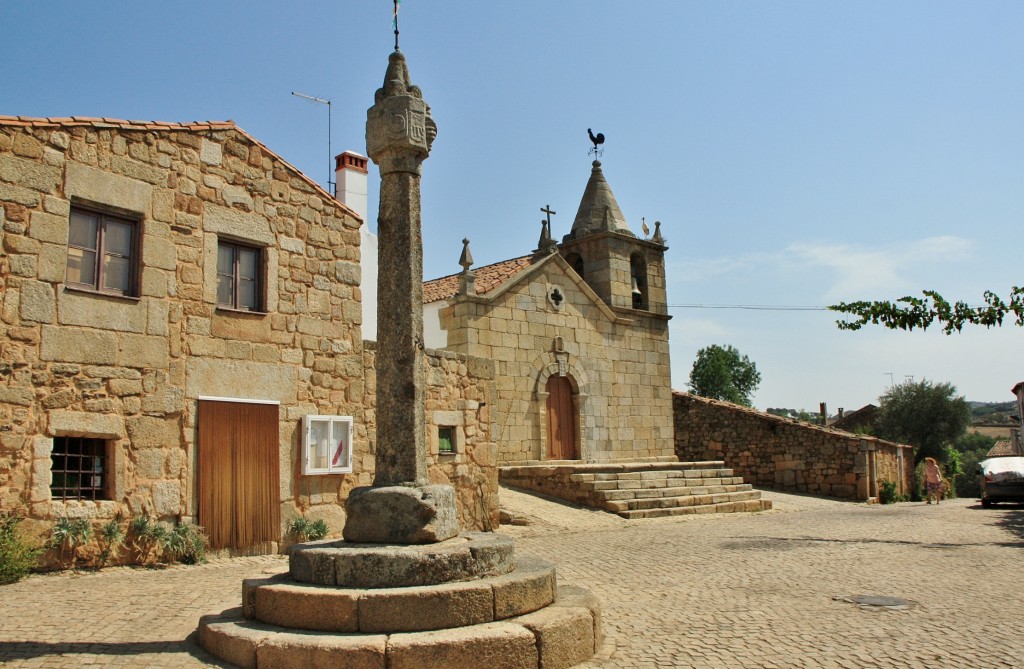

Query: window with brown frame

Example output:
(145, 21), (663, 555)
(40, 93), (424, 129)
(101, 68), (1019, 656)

(66, 207), (138, 295)
(50, 437), (109, 501)
(217, 240), (263, 311)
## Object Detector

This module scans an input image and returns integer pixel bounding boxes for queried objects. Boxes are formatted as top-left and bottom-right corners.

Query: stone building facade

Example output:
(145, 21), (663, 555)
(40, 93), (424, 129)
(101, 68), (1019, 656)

(362, 342), (499, 531)
(0, 116), (496, 557)
(422, 161), (675, 464)
(673, 392), (913, 501)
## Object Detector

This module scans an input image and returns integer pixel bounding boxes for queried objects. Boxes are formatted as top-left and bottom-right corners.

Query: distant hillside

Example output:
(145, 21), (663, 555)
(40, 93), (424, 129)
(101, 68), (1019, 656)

(969, 401), (1018, 424)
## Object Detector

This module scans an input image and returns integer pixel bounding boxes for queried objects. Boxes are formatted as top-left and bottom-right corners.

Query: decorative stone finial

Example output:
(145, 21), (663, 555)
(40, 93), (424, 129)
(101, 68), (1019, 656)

(366, 50), (438, 175)
(652, 220), (665, 245)
(536, 219), (558, 255)
(459, 238), (474, 273)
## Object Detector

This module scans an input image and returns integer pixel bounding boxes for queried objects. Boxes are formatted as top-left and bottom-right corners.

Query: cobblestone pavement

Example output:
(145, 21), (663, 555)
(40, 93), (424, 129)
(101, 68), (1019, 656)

(3, 489), (1023, 668)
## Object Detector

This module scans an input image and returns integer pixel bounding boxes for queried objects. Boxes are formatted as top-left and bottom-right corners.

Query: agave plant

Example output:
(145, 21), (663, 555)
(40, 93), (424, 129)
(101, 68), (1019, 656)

(95, 519), (125, 569)
(51, 517), (91, 569)
(161, 522), (208, 565)
(128, 515), (167, 566)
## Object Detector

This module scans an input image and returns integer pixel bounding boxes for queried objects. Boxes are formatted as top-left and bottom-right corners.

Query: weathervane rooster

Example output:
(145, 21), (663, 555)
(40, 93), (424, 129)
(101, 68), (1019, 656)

(588, 128), (605, 157)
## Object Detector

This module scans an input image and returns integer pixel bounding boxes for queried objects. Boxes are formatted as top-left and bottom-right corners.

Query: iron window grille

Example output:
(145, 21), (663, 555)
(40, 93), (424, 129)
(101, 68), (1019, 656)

(50, 437), (109, 501)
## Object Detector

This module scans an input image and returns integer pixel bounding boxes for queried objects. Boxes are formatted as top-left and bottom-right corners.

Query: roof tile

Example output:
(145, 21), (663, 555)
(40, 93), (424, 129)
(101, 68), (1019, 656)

(423, 255), (535, 303)
(987, 440), (1024, 458)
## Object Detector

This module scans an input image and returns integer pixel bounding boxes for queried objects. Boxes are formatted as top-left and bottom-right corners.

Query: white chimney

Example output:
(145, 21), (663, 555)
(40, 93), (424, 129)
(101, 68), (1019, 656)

(335, 151), (377, 341)
(335, 151), (368, 221)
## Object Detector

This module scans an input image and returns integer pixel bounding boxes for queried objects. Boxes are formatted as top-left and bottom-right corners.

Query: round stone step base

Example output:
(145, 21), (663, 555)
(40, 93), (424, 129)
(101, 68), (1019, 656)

(199, 584), (602, 669)
(289, 531), (514, 588)
(242, 556), (556, 633)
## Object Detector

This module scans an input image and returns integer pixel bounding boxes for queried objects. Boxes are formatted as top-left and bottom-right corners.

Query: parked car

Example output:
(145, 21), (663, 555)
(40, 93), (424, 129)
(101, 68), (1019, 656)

(980, 457), (1024, 507)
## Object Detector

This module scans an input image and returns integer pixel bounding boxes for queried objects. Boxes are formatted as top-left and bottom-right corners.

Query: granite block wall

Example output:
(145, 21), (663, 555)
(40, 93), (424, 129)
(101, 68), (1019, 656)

(673, 392), (912, 501)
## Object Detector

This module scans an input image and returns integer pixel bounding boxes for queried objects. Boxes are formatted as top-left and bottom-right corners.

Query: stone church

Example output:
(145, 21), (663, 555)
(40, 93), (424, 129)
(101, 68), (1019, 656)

(420, 159), (676, 465)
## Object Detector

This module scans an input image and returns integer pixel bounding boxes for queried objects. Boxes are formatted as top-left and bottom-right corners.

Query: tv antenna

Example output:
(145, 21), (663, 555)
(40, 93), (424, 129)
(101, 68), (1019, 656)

(291, 91), (334, 195)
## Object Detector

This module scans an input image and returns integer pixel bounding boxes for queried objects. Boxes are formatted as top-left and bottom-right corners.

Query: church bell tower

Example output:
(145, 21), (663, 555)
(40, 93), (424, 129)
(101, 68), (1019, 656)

(559, 160), (669, 317)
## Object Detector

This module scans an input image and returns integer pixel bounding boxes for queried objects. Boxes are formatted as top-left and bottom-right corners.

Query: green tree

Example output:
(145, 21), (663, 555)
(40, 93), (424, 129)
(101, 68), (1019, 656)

(952, 432), (997, 455)
(830, 287), (1024, 334)
(875, 380), (971, 465)
(766, 408), (823, 424)
(688, 345), (761, 407)
(951, 433), (997, 499)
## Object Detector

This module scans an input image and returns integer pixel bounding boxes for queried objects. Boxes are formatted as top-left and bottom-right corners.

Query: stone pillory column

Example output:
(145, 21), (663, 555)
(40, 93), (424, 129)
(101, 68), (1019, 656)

(343, 50), (458, 544)
(197, 46), (602, 669)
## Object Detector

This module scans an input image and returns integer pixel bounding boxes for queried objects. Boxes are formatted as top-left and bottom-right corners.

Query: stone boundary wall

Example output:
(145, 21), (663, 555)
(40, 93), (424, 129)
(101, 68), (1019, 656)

(361, 342), (499, 531)
(673, 392), (912, 501)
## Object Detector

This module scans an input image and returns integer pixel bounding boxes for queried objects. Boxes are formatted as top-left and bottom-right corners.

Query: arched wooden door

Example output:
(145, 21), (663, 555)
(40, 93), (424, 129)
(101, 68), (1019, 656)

(546, 376), (578, 460)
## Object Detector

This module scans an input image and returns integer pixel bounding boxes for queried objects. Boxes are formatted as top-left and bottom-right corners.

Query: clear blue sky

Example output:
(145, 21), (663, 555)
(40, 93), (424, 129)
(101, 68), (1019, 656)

(4, 1), (1022, 411)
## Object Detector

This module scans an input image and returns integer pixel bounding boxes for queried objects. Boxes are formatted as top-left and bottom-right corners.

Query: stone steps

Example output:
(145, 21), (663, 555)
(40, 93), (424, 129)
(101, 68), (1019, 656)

(601, 488), (762, 512)
(241, 557), (556, 633)
(595, 483), (749, 500)
(603, 489), (763, 512)
(499, 460), (772, 518)
(199, 584), (602, 669)
(575, 476), (746, 491)
(618, 498), (771, 519)
(198, 533), (603, 669)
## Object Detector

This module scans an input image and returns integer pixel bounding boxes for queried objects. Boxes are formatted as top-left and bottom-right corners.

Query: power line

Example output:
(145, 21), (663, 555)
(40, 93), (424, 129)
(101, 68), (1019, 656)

(667, 304), (829, 312)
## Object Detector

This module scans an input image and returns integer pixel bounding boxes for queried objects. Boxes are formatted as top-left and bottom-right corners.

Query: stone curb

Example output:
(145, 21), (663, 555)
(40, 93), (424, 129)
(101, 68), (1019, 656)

(198, 583), (600, 669)
(244, 556), (556, 633)
(289, 531), (515, 588)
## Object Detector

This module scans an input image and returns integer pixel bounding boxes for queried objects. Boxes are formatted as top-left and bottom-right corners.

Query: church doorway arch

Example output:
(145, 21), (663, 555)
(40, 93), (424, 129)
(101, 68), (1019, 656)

(545, 375), (578, 460)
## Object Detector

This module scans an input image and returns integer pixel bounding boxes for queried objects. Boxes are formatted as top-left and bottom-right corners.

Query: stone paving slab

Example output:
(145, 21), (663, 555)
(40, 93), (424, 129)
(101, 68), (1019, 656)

(3, 490), (1024, 668)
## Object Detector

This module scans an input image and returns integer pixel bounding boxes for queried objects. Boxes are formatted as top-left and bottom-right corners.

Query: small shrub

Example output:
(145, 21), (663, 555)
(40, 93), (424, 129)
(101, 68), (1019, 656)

(95, 519), (125, 569)
(955, 447), (988, 498)
(129, 515), (167, 566)
(911, 462), (926, 502)
(289, 517), (329, 542)
(941, 445), (962, 499)
(0, 511), (42, 585)
(51, 517), (92, 569)
(878, 480), (908, 504)
(307, 519), (328, 541)
(162, 522), (208, 565)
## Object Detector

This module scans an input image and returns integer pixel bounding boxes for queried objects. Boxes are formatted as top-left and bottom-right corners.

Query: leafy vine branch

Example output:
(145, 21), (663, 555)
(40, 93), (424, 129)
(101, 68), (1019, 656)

(829, 287), (1024, 334)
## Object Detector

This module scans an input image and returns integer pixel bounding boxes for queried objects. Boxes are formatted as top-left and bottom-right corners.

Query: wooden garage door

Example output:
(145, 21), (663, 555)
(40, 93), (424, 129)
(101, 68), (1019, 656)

(197, 399), (280, 550)
(546, 376), (578, 460)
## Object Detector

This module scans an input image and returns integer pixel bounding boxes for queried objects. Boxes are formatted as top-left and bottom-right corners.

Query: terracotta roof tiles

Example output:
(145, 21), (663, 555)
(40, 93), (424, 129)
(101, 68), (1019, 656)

(423, 255), (535, 303)
(987, 440), (1024, 458)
